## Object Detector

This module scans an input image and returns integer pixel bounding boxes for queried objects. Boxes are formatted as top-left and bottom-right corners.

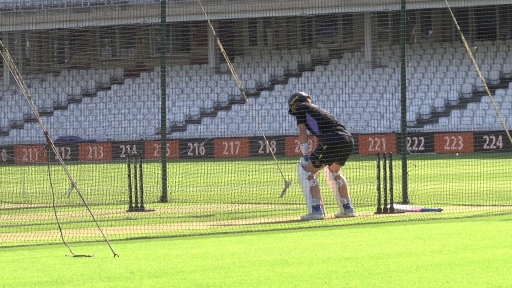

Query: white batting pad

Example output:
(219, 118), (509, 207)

(297, 163), (313, 214)
(324, 166), (344, 212)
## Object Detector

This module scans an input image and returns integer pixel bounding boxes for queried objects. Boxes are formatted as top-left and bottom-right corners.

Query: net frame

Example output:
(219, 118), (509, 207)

(0, 1), (511, 247)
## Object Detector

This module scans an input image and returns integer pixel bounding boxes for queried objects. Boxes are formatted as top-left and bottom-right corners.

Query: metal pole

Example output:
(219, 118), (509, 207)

(139, 158), (145, 210)
(376, 153), (382, 214)
(133, 158), (139, 209)
(127, 157), (133, 211)
(400, 0), (410, 204)
(159, 0), (168, 203)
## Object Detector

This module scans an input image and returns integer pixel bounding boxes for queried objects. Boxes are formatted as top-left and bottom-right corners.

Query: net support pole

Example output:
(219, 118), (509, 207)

(399, 0), (410, 204)
(159, 0), (168, 203)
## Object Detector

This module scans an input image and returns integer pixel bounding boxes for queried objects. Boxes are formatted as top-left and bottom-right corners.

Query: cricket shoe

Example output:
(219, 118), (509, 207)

(334, 208), (355, 218)
(300, 212), (325, 221)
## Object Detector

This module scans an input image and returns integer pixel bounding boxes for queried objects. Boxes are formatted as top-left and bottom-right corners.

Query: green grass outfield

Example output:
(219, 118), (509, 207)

(1, 153), (511, 246)
(1, 214), (512, 288)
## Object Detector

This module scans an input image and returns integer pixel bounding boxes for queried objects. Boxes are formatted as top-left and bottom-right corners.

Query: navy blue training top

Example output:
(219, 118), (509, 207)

(293, 102), (350, 140)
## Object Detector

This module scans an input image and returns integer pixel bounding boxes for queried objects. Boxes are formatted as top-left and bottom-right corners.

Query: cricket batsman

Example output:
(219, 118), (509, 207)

(287, 92), (355, 220)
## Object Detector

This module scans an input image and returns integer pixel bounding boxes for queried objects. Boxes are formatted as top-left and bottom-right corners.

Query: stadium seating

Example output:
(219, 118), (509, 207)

(2, 40), (512, 144)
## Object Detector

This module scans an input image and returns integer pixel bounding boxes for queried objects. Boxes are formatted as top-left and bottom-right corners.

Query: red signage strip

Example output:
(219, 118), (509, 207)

(214, 138), (250, 158)
(358, 134), (397, 155)
(144, 141), (180, 160)
(434, 132), (474, 154)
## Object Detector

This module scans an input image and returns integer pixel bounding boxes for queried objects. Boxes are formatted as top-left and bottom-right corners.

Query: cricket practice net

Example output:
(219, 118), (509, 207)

(1, 0), (512, 248)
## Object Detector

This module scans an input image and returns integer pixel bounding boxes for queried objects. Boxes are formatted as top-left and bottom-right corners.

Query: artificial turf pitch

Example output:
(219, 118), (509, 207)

(1, 213), (511, 288)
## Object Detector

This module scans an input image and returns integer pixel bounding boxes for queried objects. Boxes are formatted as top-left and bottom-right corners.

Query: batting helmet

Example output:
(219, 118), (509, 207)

(288, 92), (311, 115)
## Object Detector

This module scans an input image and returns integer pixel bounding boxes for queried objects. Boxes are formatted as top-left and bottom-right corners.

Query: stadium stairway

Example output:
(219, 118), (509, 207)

(411, 77), (512, 129)
(0, 67), (126, 141)
(165, 49), (331, 135)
